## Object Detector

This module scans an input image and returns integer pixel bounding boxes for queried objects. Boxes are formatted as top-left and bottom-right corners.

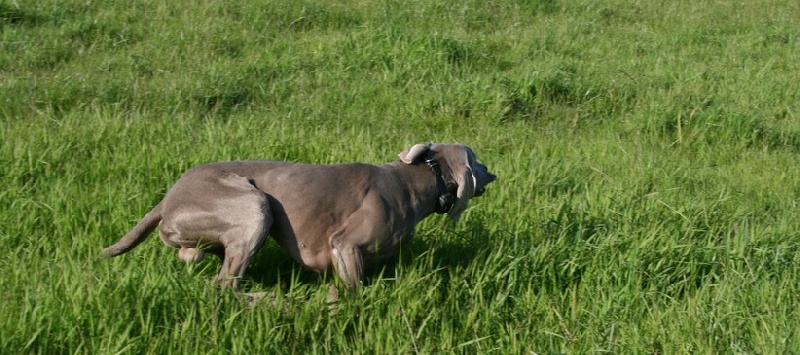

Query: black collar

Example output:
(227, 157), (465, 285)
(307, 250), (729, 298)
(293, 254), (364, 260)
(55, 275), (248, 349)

(423, 153), (455, 214)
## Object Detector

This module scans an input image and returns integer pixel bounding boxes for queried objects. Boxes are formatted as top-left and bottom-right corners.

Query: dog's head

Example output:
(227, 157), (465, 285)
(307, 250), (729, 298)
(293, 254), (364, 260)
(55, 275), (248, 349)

(399, 143), (497, 220)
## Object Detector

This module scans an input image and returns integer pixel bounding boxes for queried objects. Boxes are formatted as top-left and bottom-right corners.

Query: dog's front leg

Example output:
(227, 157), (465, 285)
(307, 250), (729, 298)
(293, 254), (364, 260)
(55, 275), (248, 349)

(330, 242), (364, 296)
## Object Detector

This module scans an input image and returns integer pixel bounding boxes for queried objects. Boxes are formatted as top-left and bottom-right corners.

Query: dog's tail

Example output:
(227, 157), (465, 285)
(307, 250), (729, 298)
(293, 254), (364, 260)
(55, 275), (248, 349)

(101, 203), (163, 257)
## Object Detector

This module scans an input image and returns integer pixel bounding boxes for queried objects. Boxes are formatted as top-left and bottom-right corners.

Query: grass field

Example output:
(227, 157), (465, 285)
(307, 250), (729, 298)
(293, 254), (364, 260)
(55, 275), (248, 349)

(2, 0), (799, 352)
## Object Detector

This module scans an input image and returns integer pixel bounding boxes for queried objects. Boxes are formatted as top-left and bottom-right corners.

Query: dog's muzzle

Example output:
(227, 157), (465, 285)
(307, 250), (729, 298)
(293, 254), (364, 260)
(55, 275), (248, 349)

(473, 172), (496, 197)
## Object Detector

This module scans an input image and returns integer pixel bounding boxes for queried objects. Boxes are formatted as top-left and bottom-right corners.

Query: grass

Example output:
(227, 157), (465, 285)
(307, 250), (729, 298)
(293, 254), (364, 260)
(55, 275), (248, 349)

(2, 0), (799, 352)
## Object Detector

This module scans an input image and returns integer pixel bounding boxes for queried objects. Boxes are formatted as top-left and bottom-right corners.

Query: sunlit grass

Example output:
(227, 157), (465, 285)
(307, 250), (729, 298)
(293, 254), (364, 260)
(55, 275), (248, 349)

(2, 0), (799, 352)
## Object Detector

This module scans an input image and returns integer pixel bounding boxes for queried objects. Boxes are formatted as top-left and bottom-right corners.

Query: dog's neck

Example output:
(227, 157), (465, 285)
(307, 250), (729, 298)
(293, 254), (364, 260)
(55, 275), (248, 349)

(422, 152), (455, 214)
(387, 154), (455, 221)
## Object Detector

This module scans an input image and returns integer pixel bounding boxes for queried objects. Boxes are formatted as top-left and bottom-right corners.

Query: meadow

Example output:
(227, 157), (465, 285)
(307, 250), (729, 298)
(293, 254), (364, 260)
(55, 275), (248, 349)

(2, 0), (799, 352)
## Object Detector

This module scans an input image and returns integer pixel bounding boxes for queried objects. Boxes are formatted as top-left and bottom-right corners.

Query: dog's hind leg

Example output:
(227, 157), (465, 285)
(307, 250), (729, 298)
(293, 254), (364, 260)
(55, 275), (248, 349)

(159, 171), (272, 291)
(213, 174), (272, 291)
(215, 225), (269, 290)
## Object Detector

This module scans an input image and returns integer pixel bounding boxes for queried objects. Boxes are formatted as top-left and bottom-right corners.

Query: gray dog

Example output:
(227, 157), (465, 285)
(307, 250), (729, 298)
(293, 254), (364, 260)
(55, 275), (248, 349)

(102, 143), (496, 298)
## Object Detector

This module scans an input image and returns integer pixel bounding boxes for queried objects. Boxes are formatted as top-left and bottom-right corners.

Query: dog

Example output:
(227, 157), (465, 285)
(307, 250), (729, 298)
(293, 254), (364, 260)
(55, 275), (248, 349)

(101, 143), (496, 299)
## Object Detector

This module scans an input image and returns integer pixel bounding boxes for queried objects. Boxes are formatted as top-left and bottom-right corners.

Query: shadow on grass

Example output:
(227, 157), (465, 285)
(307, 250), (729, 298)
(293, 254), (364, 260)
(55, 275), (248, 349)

(239, 219), (493, 293)
(242, 243), (319, 292)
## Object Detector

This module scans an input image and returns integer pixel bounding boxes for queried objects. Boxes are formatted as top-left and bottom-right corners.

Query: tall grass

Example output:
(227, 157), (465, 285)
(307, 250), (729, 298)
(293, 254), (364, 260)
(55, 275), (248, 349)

(2, 0), (799, 352)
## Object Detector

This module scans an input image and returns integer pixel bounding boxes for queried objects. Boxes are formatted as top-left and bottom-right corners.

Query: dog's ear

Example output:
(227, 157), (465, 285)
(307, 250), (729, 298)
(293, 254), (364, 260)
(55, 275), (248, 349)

(447, 146), (476, 221)
(398, 143), (431, 164)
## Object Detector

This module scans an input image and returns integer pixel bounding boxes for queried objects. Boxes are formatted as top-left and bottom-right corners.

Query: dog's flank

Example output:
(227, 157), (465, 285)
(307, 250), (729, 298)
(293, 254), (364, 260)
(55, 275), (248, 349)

(101, 143), (496, 299)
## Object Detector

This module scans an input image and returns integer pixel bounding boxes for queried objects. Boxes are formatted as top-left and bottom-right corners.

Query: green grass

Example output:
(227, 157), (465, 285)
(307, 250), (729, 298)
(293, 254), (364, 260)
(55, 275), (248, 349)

(2, 0), (799, 352)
